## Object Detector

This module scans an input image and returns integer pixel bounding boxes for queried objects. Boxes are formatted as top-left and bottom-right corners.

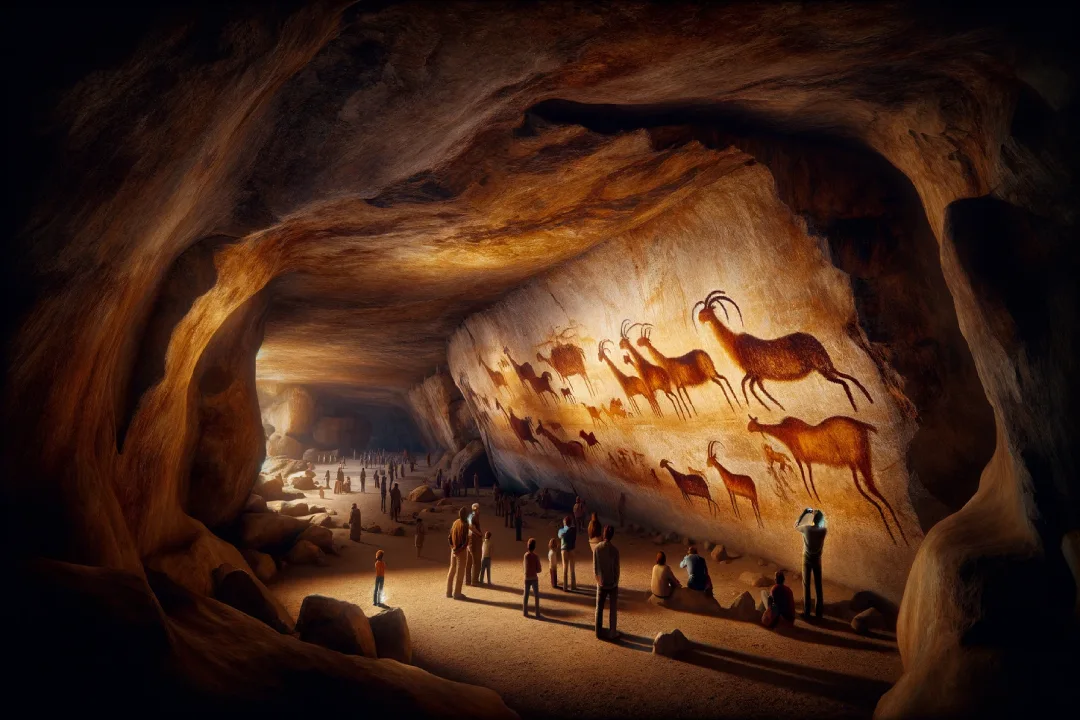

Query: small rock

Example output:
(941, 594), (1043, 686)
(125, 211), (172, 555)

(851, 607), (884, 635)
(728, 591), (760, 621)
(652, 629), (690, 657)
(299, 525), (335, 554)
(285, 539), (324, 565)
(295, 595), (377, 658)
(710, 545), (736, 563)
(253, 475), (285, 501)
(240, 549), (277, 584)
(739, 571), (772, 588)
(391, 527), (406, 537)
(291, 474), (317, 490)
(369, 606), (412, 663)
(409, 485), (437, 502)
(267, 500), (310, 517)
(367, 525), (383, 534)
(244, 494), (268, 514)
(307, 505), (328, 514)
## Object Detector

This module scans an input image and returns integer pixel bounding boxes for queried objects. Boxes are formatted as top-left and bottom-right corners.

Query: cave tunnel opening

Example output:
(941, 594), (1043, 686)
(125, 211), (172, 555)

(5, 2), (1077, 718)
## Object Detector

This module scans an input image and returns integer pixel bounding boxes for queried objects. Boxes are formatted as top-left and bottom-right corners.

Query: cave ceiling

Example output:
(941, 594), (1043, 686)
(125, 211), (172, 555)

(27, 1), (1035, 405)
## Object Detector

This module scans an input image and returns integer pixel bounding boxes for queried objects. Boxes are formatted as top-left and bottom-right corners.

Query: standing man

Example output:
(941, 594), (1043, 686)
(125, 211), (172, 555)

(446, 507), (469, 599)
(473, 472), (480, 497)
(336, 465), (345, 493)
(593, 525), (621, 641)
(349, 503), (362, 543)
(513, 502), (523, 542)
(360, 467), (366, 493)
(558, 515), (578, 591)
(380, 474), (388, 514)
(390, 482), (402, 522)
(795, 508), (828, 619)
(522, 537), (542, 618)
(325, 469), (331, 489)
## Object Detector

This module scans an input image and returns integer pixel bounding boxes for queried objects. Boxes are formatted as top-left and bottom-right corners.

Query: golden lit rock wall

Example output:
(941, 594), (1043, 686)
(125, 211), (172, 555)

(449, 164), (922, 600)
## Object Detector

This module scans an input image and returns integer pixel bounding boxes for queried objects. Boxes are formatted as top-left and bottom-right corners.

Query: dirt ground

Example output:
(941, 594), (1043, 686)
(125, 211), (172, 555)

(273, 460), (901, 719)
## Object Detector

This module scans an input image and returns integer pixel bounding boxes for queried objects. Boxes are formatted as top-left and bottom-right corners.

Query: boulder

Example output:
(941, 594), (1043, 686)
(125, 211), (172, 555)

(267, 432), (305, 459)
(740, 571), (773, 588)
(728, 591), (760, 621)
(212, 564), (294, 634)
(302, 448), (319, 462)
(369, 607), (413, 663)
(652, 628), (690, 657)
(391, 527), (406, 537)
(307, 505), (328, 514)
(648, 587), (722, 615)
(301, 513), (335, 528)
(710, 545), (738, 563)
(703, 540), (715, 552)
(851, 607), (885, 634)
(244, 494), (268, 513)
(240, 549), (277, 584)
(285, 539), (324, 565)
(260, 456), (307, 478)
(367, 525), (383, 534)
(295, 595), (377, 659)
(409, 485), (437, 502)
(281, 490), (306, 500)
(290, 474), (317, 490)
(238, 512), (310, 552)
(299, 525), (335, 554)
(253, 475), (285, 501)
(267, 500), (310, 517)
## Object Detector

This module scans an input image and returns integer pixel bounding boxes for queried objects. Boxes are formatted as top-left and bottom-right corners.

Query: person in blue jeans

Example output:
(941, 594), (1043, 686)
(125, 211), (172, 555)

(558, 515), (578, 591)
(679, 545), (713, 595)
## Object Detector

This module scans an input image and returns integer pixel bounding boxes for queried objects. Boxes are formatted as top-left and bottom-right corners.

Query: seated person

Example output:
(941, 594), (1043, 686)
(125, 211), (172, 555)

(651, 551), (682, 599)
(679, 546), (712, 594)
(760, 571), (796, 628)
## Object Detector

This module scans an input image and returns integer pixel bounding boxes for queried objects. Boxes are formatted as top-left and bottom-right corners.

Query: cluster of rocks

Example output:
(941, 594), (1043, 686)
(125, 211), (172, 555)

(235, 493), (339, 577)
(295, 595), (413, 663)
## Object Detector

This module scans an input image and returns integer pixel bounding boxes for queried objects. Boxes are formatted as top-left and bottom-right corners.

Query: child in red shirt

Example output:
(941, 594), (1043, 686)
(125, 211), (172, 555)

(374, 550), (386, 606)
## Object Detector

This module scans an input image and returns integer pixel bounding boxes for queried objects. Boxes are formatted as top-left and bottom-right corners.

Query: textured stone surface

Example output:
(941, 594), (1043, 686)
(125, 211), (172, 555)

(368, 607), (413, 664)
(296, 594), (377, 659)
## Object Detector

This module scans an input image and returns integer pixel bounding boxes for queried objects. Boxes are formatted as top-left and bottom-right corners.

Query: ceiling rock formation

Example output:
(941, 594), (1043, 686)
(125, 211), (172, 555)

(4, 1), (1076, 716)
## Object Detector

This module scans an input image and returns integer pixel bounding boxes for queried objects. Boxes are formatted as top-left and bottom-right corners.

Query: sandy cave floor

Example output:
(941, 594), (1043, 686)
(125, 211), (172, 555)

(272, 461), (901, 719)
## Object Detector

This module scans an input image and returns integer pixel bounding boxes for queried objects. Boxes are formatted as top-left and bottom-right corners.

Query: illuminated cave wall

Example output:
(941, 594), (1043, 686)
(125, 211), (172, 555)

(448, 163), (930, 600)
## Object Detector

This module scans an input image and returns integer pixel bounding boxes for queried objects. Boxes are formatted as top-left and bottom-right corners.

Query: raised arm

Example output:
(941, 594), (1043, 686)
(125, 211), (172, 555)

(795, 508), (813, 528)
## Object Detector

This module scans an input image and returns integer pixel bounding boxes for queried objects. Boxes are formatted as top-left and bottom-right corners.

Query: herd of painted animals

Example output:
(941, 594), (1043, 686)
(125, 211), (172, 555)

(461, 289), (908, 545)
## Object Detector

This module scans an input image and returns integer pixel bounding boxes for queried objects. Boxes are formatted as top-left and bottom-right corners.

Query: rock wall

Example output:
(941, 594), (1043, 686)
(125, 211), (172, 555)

(407, 369), (480, 453)
(448, 159), (978, 602)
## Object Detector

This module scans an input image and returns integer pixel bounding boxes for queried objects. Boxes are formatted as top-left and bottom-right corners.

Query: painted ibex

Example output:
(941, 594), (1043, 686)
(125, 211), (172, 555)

(659, 460), (720, 515)
(495, 401), (542, 452)
(598, 340), (655, 417)
(693, 290), (873, 412)
(637, 323), (738, 414)
(706, 440), (763, 527)
(748, 415), (906, 545)
(536, 421), (586, 465)
(620, 320), (686, 419)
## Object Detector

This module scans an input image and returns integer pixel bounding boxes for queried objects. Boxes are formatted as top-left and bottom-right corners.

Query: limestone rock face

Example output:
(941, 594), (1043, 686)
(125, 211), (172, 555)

(262, 387), (317, 438)
(212, 563), (294, 634)
(296, 595), (378, 659)
(369, 607), (413, 664)
(407, 369), (480, 453)
(267, 432), (305, 459)
(240, 549), (278, 584)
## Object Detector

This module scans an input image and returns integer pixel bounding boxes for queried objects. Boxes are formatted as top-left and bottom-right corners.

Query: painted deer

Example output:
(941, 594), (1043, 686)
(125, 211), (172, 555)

(578, 430), (602, 450)
(581, 403), (608, 427)
(598, 340), (656, 416)
(636, 323), (738, 414)
(525, 370), (561, 405)
(693, 290), (873, 412)
(478, 355), (510, 395)
(619, 320), (686, 419)
(536, 421), (587, 465)
(560, 387), (576, 403)
(706, 440), (763, 527)
(748, 415), (906, 545)
(536, 332), (595, 396)
(659, 460), (721, 515)
(495, 401), (542, 452)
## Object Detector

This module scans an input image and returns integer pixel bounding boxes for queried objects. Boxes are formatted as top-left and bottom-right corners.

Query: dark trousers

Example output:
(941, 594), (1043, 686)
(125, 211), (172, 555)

(380, 494), (387, 512)
(595, 586), (618, 638)
(374, 576), (384, 605)
(803, 554), (823, 617)
(515, 522), (522, 541)
(523, 578), (540, 615)
(481, 557), (491, 584)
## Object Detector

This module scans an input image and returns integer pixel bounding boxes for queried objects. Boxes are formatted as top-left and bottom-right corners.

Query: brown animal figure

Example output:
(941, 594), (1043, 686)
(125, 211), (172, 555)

(536, 331), (595, 396)
(648, 467), (662, 488)
(495, 401), (542, 452)
(620, 320), (686, 419)
(706, 440), (763, 527)
(536, 421), (586, 465)
(748, 415), (906, 545)
(693, 290), (873, 412)
(578, 430), (602, 450)
(762, 444), (794, 475)
(659, 460), (720, 515)
(636, 323), (738, 414)
(478, 355), (510, 395)
(560, 387), (576, 403)
(598, 340), (654, 416)
(525, 370), (561, 405)
(546, 420), (565, 435)
(581, 403), (608, 427)
(503, 346), (538, 388)
(606, 398), (630, 420)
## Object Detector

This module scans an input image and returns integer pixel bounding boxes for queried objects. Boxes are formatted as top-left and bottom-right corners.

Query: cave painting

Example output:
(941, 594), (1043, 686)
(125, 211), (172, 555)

(693, 290), (873, 412)
(536, 420), (587, 465)
(747, 415), (907, 545)
(635, 322), (738, 414)
(581, 403), (608, 427)
(477, 355), (511, 395)
(706, 440), (764, 528)
(535, 325), (596, 396)
(619, 320), (687, 420)
(659, 459), (721, 515)
(597, 340), (653, 416)
(495, 401), (542, 452)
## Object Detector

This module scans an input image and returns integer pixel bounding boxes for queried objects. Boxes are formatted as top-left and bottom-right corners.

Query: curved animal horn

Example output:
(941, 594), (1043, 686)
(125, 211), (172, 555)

(624, 321), (646, 339)
(620, 319), (632, 338)
(717, 295), (744, 326)
(704, 290), (731, 323)
(599, 339), (613, 354)
(707, 440), (718, 458)
(641, 323), (654, 339)
(690, 300), (705, 329)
